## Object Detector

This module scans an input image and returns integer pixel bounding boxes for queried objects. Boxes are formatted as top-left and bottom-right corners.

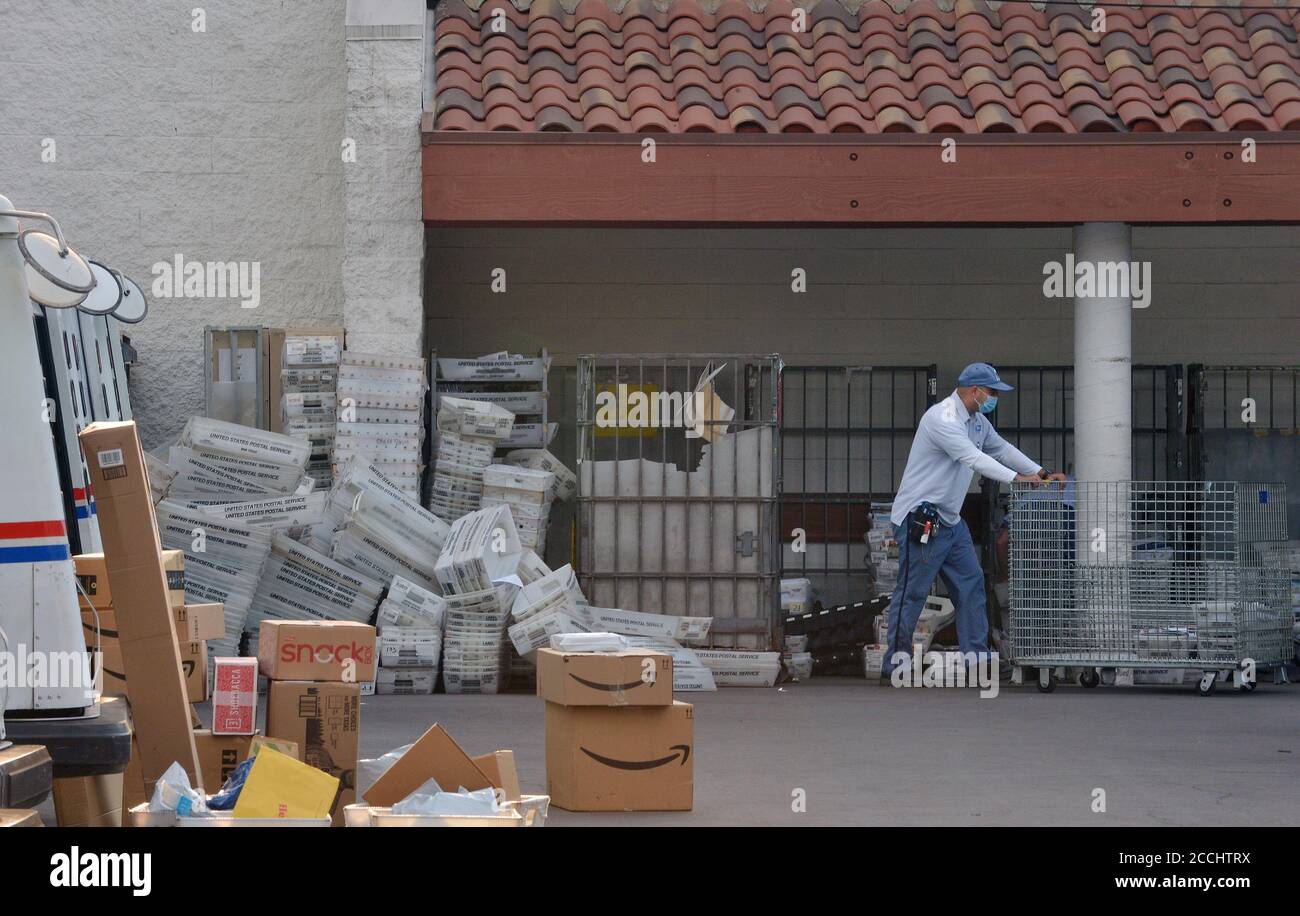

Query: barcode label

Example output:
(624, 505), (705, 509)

(97, 448), (125, 469)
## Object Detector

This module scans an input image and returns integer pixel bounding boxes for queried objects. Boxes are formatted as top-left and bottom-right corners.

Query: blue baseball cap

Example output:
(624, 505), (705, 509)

(957, 362), (1014, 391)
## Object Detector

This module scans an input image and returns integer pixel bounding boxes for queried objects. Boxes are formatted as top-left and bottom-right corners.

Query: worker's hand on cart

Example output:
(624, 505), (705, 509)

(1039, 470), (1068, 487)
(1014, 473), (1052, 485)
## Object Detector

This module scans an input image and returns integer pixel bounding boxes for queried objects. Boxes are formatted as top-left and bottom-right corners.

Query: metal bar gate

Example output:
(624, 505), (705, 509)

(576, 354), (782, 648)
(779, 365), (938, 609)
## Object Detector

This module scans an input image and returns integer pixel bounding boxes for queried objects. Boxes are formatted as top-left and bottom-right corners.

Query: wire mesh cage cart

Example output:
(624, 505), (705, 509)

(576, 354), (782, 649)
(1009, 481), (1291, 695)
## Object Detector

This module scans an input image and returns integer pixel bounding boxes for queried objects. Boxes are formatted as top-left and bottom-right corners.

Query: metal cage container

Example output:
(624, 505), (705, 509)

(576, 354), (782, 648)
(1009, 481), (1291, 694)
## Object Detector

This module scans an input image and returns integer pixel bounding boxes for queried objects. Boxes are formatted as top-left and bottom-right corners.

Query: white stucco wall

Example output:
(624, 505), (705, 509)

(0, 0), (350, 448)
(342, 0), (426, 356)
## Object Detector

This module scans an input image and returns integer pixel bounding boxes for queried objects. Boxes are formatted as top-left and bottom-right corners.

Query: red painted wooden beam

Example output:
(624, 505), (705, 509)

(421, 124), (1300, 226)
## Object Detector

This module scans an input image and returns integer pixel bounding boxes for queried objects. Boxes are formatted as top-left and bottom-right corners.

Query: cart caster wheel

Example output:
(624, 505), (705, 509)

(1198, 672), (1217, 696)
(1079, 668), (1100, 689)
(1242, 678), (1257, 692)
(1037, 669), (1057, 693)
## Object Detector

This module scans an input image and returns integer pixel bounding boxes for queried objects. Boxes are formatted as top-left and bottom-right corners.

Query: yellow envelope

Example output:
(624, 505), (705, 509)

(231, 746), (339, 819)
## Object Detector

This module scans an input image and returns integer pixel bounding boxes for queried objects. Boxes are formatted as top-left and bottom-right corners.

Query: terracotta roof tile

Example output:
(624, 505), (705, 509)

(431, 0), (1300, 133)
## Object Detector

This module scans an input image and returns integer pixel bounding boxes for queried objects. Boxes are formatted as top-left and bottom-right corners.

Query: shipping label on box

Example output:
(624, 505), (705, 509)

(536, 648), (673, 707)
(258, 619), (377, 683)
(546, 701), (693, 811)
(212, 657), (258, 735)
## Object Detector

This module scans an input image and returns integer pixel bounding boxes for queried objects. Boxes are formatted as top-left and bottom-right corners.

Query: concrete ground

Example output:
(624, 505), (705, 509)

(358, 677), (1300, 827)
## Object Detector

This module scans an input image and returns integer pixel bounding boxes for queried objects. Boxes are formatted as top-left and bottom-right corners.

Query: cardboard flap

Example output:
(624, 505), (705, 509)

(362, 724), (493, 806)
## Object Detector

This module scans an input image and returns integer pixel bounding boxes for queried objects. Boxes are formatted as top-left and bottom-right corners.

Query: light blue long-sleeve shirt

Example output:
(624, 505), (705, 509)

(889, 390), (1042, 526)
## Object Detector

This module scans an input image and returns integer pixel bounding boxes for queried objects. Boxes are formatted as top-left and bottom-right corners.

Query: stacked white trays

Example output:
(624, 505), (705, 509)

(335, 352), (427, 499)
(441, 584), (515, 694)
(427, 398), (515, 523)
(281, 334), (342, 488)
(480, 464), (554, 553)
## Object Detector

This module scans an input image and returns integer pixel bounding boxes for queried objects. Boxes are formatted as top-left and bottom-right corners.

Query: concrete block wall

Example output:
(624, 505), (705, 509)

(0, 0), (350, 448)
(342, 0), (426, 357)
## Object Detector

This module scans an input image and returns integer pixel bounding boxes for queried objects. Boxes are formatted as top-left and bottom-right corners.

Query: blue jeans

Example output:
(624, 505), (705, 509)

(880, 515), (989, 673)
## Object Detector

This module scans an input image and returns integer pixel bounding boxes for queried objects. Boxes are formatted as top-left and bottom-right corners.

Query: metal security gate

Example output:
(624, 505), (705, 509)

(780, 365), (937, 608)
(1189, 365), (1300, 540)
(986, 365), (1184, 481)
(576, 354), (782, 648)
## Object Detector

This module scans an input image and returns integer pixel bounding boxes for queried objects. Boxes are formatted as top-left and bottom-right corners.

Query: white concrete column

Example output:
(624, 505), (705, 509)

(343, 0), (426, 356)
(1074, 222), (1134, 657)
(1073, 221), (1132, 482)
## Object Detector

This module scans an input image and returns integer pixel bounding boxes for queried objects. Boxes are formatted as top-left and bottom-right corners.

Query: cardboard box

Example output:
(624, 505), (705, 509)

(361, 723), (492, 807)
(73, 553), (113, 610)
(193, 731), (254, 791)
(266, 681), (360, 825)
(174, 603), (225, 642)
(179, 640), (208, 703)
(536, 648), (673, 707)
(546, 701), (693, 812)
(79, 421), (201, 796)
(258, 620), (377, 683)
(51, 773), (124, 827)
(162, 548), (186, 607)
(121, 736), (147, 808)
(471, 750), (521, 803)
(250, 735), (299, 760)
(0, 809), (43, 827)
(80, 606), (126, 696)
(212, 657), (258, 735)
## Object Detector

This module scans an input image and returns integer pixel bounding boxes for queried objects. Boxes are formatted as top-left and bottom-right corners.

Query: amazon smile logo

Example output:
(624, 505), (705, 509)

(581, 745), (691, 771)
(569, 673), (646, 692)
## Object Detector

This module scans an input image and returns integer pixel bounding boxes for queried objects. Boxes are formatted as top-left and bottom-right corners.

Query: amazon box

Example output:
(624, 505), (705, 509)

(78, 421), (201, 796)
(80, 606), (125, 696)
(74, 553), (113, 610)
(75, 547), (184, 611)
(162, 549), (186, 607)
(536, 648), (672, 706)
(362, 723), (492, 807)
(266, 680), (360, 825)
(179, 640), (208, 703)
(258, 620), (377, 683)
(545, 701), (693, 811)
